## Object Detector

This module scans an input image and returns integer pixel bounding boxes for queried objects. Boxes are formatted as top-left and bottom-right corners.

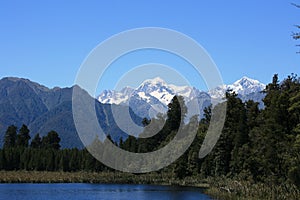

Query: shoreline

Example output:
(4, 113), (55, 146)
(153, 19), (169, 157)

(2, 171), (299, 199)
(0, 171), (209, 188)
(0, 171), (213, 197)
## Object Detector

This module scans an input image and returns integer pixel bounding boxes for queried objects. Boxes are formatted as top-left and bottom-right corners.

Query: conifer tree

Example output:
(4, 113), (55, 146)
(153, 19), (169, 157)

(42, 131), (61, 150)
(4, 125), (17, 148)
(30, 133), (42, 148)
(16, 124), (31, 147)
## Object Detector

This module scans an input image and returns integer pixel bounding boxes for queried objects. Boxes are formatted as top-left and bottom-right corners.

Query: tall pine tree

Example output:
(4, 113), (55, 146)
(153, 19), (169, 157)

(16, 124), (31, 147)
(4, 125), (17, 148)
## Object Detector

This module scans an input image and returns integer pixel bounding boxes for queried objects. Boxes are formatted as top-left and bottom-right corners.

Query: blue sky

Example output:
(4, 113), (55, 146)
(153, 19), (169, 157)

(0, 0), (300, 94)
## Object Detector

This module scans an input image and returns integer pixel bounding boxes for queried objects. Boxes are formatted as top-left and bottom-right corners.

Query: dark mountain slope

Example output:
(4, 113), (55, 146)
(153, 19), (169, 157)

(0, 77), (142, 148)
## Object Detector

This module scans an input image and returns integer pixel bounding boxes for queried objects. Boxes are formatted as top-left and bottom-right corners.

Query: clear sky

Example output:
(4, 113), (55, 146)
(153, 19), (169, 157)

(1, 0), (300, 94)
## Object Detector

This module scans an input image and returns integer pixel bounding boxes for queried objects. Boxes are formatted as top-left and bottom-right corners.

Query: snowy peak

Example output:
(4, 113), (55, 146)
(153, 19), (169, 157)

(97, 77), (210, 118)
(98, 76), (266, 118)
(138, 77), (166, 90)
(142, 77), (166, 85)
(229, 76), (265, 96)
(209, 76), (265, 99)
(232, 76), (263, 89)
(98, 77), (203, 106)
(98, 90), (128, 104)
(137, 77), (171, 95)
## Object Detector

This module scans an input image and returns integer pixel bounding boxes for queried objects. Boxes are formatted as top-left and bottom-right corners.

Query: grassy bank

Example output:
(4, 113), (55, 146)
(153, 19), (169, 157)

(205, 177), (300, 200)
(0, 171), (208, 188)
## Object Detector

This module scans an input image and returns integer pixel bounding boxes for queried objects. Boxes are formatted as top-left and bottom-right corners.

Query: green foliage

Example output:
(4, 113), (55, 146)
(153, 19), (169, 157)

(30, 133), (42, 148)
(166, 96), (186, 131)
(42, 131), (61, 150)
(174, 152), (189, 179)
(16, 124), (31, 147)
(4, 125), (17, 148)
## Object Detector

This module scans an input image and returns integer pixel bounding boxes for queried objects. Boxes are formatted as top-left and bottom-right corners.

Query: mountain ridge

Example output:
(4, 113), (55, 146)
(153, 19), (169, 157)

(0, 76), (266, 148)
(98, 76), (266, 118)
(0, 77), (142, 148)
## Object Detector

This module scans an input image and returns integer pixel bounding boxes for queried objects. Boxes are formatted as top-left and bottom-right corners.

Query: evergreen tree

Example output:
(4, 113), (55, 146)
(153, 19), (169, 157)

(245, 100), (260, 129)
(0, 150), (6, 170)
(288, 134), (300, 186)
(174, 152), (189, 179)
(45, 149), (55, 171)
(16, 124), (31, 147)
(69, 149), (80, 171)
(166, 96), (187, 131)
(30, 134), (42, 148)
(4, 125), (17, 148)
(59, 150), (70, 171)
(212, 92), (241, 176)
(42, 131), (61, 150)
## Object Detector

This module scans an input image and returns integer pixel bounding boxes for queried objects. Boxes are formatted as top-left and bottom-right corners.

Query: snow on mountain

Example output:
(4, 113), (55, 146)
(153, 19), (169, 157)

(98, 77), (210, 118)
(208, 76), (266, 99)
(98, 77), (201, 106)
(98, 76), (266, 118)
(230, 76), (265, 95)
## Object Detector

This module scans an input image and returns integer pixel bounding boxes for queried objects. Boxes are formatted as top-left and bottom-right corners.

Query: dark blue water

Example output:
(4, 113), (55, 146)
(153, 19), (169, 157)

(0, 183), (211, 200)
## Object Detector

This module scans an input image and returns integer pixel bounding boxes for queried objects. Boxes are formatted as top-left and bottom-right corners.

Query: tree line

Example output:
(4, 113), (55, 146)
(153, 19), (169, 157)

(118, 74), (300, 186)
(4, 125), (61, 150)
(0, 74), (299, 188)
(0, 126), (108, 171)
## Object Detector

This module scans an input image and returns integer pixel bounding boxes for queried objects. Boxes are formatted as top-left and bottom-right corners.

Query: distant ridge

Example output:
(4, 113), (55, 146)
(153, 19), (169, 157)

(98, 76), (266, 118)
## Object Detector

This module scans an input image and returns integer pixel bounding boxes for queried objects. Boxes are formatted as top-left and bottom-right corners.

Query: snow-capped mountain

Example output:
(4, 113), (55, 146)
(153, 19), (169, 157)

(99, 78), (200, 104)
(99, 86), (135, 105)
(98, 76), (266, 118)
(209, 76), (266, 99)
(98, 77), (211, 118)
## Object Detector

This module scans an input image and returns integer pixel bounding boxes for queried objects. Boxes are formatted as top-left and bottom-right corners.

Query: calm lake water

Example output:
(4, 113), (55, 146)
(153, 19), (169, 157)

(0, 183), (211, 200)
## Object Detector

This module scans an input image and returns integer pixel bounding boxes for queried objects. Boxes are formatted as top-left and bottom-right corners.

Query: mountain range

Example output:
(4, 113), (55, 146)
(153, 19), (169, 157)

(0, 76), (266, 148)
(98, 76), (266, 119)
(0, 77), (142, 148)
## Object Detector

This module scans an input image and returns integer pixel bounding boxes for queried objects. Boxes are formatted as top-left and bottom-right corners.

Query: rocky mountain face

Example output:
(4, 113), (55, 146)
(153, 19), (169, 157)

(98, 76), (266, 118)
(0, 77), (142, 148)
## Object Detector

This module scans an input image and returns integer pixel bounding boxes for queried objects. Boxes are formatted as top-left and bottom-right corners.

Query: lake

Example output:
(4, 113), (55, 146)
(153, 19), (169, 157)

(0, 183), (211, 200)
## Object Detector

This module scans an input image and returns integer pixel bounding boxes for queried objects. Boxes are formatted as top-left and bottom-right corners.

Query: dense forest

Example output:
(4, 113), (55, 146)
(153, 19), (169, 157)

(0, 74), (299, 190)
(120, 74), (300, 187)
(0, 126), (108, 172)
